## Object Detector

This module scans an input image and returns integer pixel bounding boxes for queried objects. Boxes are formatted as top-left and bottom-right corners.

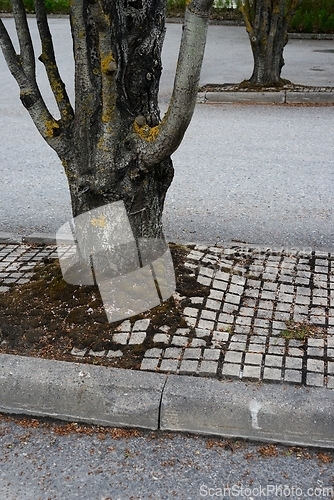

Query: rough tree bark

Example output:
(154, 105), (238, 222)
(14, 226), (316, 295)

(0, 0), (213, 240)
(239, 0), (303, 86)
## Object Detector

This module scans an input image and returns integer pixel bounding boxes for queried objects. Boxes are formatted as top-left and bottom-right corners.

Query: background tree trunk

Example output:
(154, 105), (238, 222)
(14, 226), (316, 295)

(239, 0), (303, 86)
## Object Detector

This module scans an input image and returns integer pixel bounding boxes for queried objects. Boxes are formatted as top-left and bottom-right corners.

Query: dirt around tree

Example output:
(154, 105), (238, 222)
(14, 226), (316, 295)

(0, 244), (209, 370)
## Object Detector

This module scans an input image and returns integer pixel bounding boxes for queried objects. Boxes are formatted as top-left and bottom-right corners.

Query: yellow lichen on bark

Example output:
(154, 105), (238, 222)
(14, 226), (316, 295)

(101, 54), (115, 74)
(45, 119), (60, 138)
(133, 121), (160, 142)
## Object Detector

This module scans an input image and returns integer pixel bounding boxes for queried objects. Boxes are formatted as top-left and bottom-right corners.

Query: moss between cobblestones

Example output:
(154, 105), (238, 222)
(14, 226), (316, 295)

(281, 320), (325, 341)
(0, 243), (208, 369)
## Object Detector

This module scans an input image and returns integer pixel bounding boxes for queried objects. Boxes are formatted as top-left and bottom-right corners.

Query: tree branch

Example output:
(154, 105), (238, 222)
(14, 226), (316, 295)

(69, 0), (95, 117)
(0, 15), (68, 154)
(35, 0), (74, 127)
(11, 0), (36, 80)
(133, 0), (214, 168)
(0, 18), (27, 86)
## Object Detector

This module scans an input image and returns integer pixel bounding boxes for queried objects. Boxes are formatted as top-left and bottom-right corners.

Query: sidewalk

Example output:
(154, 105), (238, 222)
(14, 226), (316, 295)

(0, 234), (333, 448)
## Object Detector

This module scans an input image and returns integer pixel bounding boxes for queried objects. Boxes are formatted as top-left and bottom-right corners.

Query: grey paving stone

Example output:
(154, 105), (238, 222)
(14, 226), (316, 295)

(153, 333), (170, 344)
(229, 341), (246, 351)
(70, 347), (87, 357)
(183, 307), (199, 318)
(175, 328), (190, 336)
(200, 309), (217, 321)
(198, 360), (218, 376)
(113, 332), (129, 345)
(257, 309), (273, 320)
(179, 360), (199, 375)
(231, 334), (247, 342)
(285, 357), (303, 370)
(263, 367), (282, 381)
(235, 316), (252, 326)
(190, 297), (204, 305)
(248, 343), (266, 353)
(203, 349), (220, 361)
(238, 307), (254, 317)
(306, 373), (324, 387)
(254, 319), (270, 328)
(284, 370), (302, 384)
(264, 354), (283, 367)
(199, 267), (215, 278)
(242, 365), (261, 380)
(212, 280), (228, 291)
(307, 359), (324, 373)
(171, 336), (189, 347)
(224, 293), (241, 305)
(218, 313), (233, 324)
(215, 270), (230, 282)
(296, 287), (311, 296)
(128, 332), (146, 345)
(252, 327), (269, 336)
(244, 353), (262, 365)
(288, 339), (304, 348)
(260, 290), (276, 300)
(209, 290), (225, 301)
(205, 298), (221, 310)
(279, 284), (294, 294)
(198, 276), (212, 286)
(294, 305), (309, 315)
(187, 250), (204, 261)
(328, 362), (334, 375)
(189, 338), (207, 348)
(307, 347), (324, 357)
(222, 303), (237, 314)
(88, 350), (106, 357)
(140, 357), (159, 371)
(133, 319), (150, 331)
(274, 311), (291, 321)
(229, 285), (244, 297)
(195, 328), (211, 338)
(221, 363), (240, 377)
(262, 282), (278, 292)
(164, 347), (183, 359)
(198, 319), (215, 330)
(250, 335), (267, 344)
(184, 316), (197, 328)
(268, 345), (285, 355)
(231, 275), (246, 287)
(0, 286), (9, 292)
(278, 292), (294, 303)
(295, 277), (310, 286)
(234, 325), (251, 335)
(159, 359), (179, 372)
(144, 348), (162, 358)
(276, 302), (292, 313)
(272, 321), (287, 331)
(115, 320), (134, 332)
(327, 375), (334, 389)
(212, 331), (229, 342)
(224, 351), (243, 363)
(183, 348), (202, 360)
(308, 338), (325, 347)
(244, 288), (260, 298)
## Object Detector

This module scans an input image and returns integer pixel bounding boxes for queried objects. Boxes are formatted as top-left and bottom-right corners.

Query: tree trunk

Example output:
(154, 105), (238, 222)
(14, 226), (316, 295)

(0, 0), (213, 240)
(240, 0), (303, 86)
(64, 0), (174, 240)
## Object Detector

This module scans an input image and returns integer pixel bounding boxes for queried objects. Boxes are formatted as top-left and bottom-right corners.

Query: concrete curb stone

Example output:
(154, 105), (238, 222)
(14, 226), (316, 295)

(0, 353), (334, 448)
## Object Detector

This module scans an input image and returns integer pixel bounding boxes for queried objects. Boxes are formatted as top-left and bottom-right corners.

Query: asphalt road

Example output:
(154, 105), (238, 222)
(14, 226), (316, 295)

(0, 20), (333, 250)
(1, 414), (333, 500)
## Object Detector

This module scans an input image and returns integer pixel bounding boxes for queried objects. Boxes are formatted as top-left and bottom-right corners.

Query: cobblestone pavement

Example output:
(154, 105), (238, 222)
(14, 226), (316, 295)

(1, 243), (334, 390)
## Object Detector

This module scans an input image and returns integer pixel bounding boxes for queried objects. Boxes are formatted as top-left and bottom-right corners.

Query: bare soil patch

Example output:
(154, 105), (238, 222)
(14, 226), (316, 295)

(0, 243), (209, 369)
